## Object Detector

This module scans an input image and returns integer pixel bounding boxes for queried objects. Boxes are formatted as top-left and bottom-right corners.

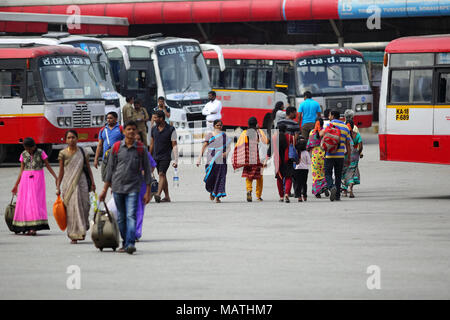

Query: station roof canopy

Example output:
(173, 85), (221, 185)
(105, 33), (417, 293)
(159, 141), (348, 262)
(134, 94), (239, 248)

(1, 1), (450, 36)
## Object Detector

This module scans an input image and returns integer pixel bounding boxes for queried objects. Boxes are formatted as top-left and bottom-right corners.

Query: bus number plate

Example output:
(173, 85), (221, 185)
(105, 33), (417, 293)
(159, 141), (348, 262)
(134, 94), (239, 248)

(396, 107), (409, 121)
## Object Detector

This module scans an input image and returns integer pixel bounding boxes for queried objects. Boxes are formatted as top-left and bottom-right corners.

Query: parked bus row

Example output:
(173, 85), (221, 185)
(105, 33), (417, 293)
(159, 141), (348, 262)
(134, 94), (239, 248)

(0, 33), (224, 163)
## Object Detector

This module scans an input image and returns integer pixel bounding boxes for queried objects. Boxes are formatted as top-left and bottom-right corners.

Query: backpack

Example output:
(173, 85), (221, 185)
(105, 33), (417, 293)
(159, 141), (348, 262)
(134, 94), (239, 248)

(320, 123), (341, 153)
(112, 140), (145, 157)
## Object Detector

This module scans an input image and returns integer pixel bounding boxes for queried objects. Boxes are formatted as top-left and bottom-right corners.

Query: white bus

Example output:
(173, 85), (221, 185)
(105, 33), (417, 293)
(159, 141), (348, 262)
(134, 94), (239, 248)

(100, 34), (224, 144)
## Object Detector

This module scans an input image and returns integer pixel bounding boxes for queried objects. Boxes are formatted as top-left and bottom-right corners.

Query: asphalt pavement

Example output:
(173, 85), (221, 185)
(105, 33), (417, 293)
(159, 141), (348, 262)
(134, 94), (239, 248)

(0, 132), (449, 300)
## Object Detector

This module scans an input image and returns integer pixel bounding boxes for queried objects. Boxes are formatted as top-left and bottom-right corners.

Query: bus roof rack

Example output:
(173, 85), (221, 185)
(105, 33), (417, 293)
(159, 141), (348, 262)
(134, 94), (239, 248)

(136, 33), (164, 40)
(42, 32), (71, 39)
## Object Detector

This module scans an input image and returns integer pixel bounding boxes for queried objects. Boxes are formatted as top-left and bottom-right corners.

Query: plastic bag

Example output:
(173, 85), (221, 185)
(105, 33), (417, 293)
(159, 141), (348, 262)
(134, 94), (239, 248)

(52, 195), (67, 231)
(107, 197), (118, 220)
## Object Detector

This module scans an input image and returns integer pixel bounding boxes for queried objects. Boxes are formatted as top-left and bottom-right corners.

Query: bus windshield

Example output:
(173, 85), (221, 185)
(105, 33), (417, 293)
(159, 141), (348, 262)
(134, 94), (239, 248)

(39, 55), (103, 101)
(68, 42), (117, 95)
(157, 42), (210, 102)
(297, 55), (371, 95)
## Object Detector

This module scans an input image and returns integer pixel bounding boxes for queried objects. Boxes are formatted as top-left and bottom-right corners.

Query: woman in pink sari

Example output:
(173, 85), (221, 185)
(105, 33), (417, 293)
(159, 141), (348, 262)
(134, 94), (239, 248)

(11, 137), (57, 235)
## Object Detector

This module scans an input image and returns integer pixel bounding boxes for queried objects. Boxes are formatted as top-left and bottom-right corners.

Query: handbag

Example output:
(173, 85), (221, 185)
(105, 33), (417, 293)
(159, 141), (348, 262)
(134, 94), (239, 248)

(79, 147), (93, 191)
(288, 136), (299, 162)
(151, 174), (159, 194)
(53, 195), (67, 231)
(4, 195), (16, 232)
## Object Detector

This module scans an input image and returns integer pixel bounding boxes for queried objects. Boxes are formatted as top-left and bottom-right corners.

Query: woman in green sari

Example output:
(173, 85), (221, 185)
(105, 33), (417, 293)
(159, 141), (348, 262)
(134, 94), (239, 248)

(342, 121), (363, 198)
(56, 130), (96, 244)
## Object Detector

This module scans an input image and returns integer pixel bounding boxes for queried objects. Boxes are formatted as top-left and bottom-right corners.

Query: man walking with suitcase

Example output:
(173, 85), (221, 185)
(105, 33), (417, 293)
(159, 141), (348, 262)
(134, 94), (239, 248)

(99, 120), (152, 254)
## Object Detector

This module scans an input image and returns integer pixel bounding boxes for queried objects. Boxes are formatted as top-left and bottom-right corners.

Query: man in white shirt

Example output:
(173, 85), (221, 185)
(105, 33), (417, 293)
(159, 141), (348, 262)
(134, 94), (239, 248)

(202, 91), (222, 130)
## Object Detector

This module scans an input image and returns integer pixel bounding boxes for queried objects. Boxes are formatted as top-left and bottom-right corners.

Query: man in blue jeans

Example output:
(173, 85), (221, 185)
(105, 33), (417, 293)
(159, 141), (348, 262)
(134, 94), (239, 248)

(320, 110), (351, 201)
(99, 120), (152, 254)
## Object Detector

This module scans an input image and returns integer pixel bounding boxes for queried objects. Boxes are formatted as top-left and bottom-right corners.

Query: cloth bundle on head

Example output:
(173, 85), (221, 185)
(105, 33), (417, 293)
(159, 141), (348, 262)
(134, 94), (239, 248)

(344, 109), (355, 121)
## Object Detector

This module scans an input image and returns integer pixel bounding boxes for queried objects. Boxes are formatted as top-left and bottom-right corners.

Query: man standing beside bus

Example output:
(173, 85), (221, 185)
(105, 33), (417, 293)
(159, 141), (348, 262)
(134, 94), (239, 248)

(202, 91), (222, 131)
(122, 96), (135, 124)
(298, 91), (322, 139)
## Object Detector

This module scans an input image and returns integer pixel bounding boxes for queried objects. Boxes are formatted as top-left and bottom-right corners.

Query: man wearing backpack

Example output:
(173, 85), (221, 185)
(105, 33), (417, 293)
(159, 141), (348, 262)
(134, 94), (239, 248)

(99, 120), (152, 254)
(94, 111), (124, 182)
(320, 110), (352, 201)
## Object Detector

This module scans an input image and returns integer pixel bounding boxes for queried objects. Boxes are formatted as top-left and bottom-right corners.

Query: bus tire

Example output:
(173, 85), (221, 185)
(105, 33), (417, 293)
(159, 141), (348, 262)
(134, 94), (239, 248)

(0, 144), (7, 164)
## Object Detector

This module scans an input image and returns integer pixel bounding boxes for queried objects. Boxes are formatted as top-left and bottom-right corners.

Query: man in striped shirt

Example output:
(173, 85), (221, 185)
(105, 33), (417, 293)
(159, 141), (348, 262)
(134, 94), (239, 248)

(320, 110), (352, 201)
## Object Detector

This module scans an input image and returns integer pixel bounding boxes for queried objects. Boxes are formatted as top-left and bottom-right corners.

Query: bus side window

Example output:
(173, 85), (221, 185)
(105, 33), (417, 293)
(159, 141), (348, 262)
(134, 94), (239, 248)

(438, 73), (450, 103)
(224, 68), (240, 89)
(242, 68), (256, 89)
(26, 71), (39, 103)
(390, 70), (410, 103)
(411, 69), (432, 103)
(0, 70), (11, 97)
(257, 69), (273, 90)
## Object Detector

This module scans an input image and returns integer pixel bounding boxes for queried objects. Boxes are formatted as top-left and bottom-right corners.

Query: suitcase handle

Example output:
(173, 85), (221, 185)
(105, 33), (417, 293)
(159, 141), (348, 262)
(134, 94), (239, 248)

(93, 201), (115, 223)
(10, 194), (15, 205)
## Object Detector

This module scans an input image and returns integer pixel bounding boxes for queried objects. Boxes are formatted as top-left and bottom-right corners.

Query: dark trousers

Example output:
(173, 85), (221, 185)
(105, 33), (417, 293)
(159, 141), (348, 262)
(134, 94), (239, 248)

(324, 157), (344, 199)
(293, 169), (308, 198)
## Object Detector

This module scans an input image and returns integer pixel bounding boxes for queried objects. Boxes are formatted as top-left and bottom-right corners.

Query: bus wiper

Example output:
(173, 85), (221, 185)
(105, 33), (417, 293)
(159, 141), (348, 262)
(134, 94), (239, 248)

(64, 62), (79, 84)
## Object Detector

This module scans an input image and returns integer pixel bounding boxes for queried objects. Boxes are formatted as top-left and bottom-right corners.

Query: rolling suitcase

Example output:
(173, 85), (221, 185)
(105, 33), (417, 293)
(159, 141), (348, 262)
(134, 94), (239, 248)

(91, 201), (120, 252)
(4, 195), (16, 233)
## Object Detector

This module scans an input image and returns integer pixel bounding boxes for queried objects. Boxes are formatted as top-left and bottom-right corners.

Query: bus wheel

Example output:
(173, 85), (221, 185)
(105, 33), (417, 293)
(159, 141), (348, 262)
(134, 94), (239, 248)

(0, 144), (7, 164)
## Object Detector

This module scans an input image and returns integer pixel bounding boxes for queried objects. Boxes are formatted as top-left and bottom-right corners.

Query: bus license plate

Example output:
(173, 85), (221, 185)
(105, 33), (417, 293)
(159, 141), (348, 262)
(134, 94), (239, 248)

(396, 107), (409, 121)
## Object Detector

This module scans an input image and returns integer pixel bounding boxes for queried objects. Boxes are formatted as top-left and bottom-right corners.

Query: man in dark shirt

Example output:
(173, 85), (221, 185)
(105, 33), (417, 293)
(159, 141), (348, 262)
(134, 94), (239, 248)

(99, 120), (152, 254)
(276, 106), (300, 140)
(152, 96), (171, 125)
(150, 110), (178, 203)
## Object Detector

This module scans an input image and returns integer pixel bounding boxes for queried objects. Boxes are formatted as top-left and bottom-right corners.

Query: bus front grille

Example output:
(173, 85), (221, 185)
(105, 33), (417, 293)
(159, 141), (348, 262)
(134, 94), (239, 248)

(325, 98), (352, 113)
(72, 104), (91, 128)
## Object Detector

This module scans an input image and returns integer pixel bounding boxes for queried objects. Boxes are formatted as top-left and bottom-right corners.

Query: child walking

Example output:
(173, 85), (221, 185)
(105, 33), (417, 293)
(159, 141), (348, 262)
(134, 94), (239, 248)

(293, 138), (311, 202)
(11, 137), (57, 235)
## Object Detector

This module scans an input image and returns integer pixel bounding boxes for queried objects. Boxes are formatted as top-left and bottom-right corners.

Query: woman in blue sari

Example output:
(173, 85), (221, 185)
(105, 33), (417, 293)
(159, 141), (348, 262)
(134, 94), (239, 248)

(196, 120), (231, 203)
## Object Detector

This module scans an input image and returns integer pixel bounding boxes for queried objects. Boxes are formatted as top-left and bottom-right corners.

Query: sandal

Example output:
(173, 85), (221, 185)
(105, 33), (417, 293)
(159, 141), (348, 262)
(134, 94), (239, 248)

(215, 198), (221, 203)
(210, 194), (215, 201)
(160, 198), (171, 202)
(284, 195), (290, 203)
(71, 240), (78, 244)
(154, 195), (161, 203)
(30, 230), (37, 236)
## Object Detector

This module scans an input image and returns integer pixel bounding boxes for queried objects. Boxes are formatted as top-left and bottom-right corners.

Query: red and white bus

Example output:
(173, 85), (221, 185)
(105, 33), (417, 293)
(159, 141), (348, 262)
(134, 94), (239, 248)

(379, 35), (450, 164)
(204, 45), (373, 128)
(0, 45), (105, 163)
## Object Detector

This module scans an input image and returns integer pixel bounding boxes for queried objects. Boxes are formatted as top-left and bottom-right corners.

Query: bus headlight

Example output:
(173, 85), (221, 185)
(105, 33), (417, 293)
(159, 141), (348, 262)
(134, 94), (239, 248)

(92, 117), (97, 125)
(361, 104), (368, 111)
(57, 117), (65, 127)
(64, 117), (72, 127)
(96, 116), (104, 125)
(355, 104), (362, 112)
(174, 122), (179, 128)
(181, 122), (186, 129)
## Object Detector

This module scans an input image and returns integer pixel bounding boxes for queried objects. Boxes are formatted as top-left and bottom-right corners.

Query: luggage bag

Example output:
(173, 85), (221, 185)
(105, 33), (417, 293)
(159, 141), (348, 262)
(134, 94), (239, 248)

(4, 195), (16, 233)
(91, 201), (120, 252)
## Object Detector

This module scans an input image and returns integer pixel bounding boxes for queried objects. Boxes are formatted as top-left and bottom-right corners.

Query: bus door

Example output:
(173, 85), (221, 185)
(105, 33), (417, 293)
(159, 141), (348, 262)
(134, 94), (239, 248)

(124, 60), (157, 115)
(0, 61), (26, 144)
(274, 62), (295, 108)
(435, 68), (450, 162)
